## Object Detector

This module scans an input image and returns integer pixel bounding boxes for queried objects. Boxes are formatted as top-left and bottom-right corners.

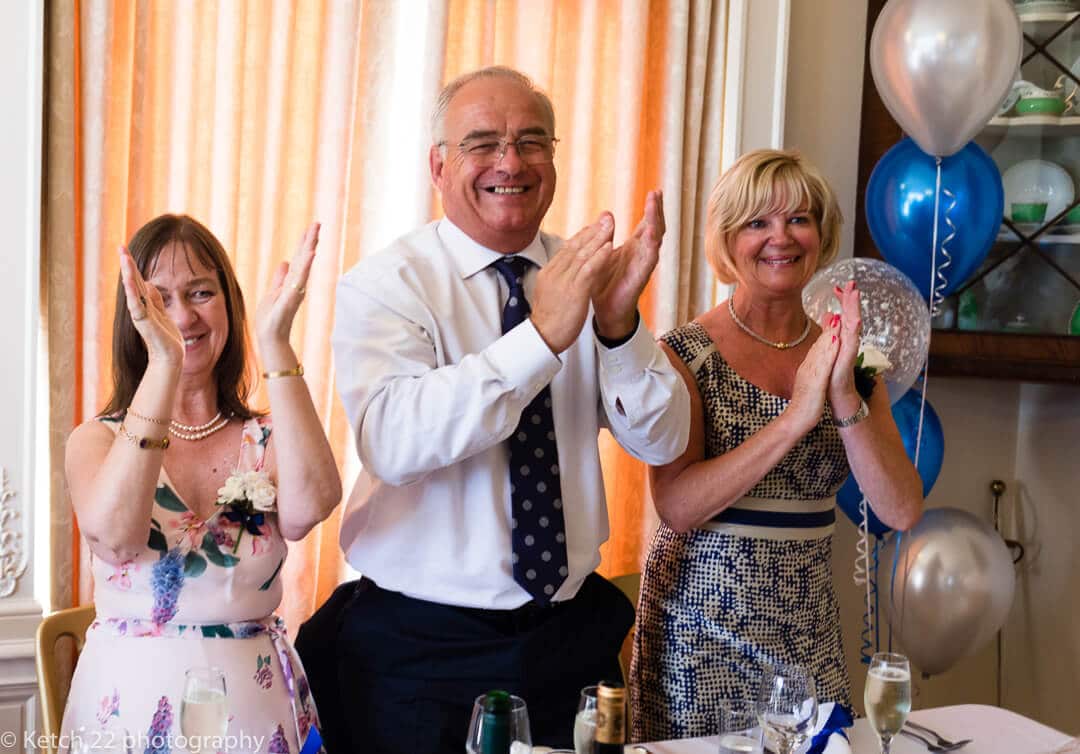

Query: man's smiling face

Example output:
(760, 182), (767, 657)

(430, 76), (557, 253)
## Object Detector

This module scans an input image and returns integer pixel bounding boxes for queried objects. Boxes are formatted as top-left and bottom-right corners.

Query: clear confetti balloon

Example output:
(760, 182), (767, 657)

(802, 258), (930, 404)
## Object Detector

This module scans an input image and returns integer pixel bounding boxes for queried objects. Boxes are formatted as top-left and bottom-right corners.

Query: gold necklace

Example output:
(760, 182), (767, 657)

(728, 296), (811, 350)
(169, 412), (230, 441)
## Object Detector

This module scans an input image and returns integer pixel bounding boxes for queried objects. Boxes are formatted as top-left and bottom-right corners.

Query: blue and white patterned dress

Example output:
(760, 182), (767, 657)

(630, 322), (852, 742)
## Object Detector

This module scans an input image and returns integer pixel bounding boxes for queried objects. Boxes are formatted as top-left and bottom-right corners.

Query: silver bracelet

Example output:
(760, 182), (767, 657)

(833, 399), (869, 428)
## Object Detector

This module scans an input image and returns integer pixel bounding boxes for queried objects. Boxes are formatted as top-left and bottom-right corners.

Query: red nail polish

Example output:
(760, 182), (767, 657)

(832, 335), (837, 343)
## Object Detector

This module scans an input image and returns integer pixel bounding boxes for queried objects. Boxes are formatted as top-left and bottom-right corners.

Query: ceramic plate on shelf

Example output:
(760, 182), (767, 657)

(1002, 159), (1076, 222)
(1014, 0), (1078, 15)
(998, 81), (1023, 115)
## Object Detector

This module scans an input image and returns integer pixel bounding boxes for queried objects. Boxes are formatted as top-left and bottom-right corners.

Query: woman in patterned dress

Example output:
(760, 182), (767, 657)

(629, 149), (924, 742)
(61, 215), (341, 754)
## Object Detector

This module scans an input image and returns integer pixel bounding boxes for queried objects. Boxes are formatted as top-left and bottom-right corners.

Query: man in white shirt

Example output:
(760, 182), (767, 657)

(297, 65), (690, 754)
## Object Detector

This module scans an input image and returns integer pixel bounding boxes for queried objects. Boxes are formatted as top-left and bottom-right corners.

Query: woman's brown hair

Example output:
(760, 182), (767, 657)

(101, 214), (258, 420)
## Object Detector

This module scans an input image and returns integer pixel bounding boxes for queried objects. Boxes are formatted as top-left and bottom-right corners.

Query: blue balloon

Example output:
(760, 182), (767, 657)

(836, 388), (945, 537)
(866, 138), (1003, 299)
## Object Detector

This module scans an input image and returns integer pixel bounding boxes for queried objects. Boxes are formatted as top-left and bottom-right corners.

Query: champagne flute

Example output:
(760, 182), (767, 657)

(755, 663), (818, 754)
(864, 652), (912, 754)
(181, 666), (228, 754)
(573, 685), (598, 754)
(717, 699), (763, 754)
(466, 691), (532, 754)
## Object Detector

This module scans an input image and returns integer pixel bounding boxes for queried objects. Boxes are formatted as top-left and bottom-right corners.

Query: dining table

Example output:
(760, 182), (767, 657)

(631, 704), (1076, 754)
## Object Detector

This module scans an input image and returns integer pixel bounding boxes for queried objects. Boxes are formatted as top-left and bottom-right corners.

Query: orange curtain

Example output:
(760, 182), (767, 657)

(51, 0), (727, 632)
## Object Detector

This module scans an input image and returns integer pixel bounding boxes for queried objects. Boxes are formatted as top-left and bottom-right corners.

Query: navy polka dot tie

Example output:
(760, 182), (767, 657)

(490, 256), (568, 603)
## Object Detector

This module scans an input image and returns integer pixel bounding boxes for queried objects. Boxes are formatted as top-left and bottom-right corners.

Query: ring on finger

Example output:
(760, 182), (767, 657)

(131, 311), (147, 322)
(291, 282), (306, 295)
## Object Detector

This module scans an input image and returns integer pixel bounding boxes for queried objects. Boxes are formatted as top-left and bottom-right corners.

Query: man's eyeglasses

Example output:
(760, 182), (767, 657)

(441, 135), (559, 166)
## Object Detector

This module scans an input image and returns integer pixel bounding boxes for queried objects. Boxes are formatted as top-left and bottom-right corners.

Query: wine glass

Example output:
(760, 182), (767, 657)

(717, 699), (763, 754)
(864, 652), (912, 754)
(466, 692), (532, 754)
(181, 666), (228, 754)
(755, 662), (818, 754)
(573, 685), (598, 754)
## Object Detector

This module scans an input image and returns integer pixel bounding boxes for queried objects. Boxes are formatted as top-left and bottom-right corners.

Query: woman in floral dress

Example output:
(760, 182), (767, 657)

(61, 215), (341, 754)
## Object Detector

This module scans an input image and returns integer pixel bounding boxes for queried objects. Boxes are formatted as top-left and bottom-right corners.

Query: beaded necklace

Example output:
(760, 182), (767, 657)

(169, 412), (230, 441)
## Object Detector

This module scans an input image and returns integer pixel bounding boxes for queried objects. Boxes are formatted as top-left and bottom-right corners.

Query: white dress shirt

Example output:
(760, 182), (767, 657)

(332, 218), (690, 609)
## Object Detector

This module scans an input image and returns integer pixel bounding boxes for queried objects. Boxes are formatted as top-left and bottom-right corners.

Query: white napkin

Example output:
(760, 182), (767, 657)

(807, 702), (853, 754)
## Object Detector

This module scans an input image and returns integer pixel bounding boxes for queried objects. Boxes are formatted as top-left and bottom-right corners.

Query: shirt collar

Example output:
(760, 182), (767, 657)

(437, 218), (549, 279)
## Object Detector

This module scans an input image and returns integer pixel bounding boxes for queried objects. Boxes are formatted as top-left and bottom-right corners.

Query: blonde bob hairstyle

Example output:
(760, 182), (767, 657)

(704, 149), (842, 284)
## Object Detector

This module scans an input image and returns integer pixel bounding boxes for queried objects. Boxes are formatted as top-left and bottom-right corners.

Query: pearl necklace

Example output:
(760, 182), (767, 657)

(169, 412), (230, 441)
(728, 296), (811, 350)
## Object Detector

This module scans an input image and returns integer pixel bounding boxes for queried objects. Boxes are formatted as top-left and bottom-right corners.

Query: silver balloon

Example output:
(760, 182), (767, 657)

(870, 0), (1022, 157)
(802, 258), (930, 404)
(881, 508), (1016, 676)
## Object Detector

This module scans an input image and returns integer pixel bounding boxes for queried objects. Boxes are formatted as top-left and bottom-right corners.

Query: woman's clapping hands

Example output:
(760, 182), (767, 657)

(256, 222), (320, 350)
(118, 245), (185, 367)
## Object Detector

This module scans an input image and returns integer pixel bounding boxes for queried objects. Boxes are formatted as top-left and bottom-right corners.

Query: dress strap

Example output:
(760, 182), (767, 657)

(660, 322), (718, 378)
(239, 416), (274, 472)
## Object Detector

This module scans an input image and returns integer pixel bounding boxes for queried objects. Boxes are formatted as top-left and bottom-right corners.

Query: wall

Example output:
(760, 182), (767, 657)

(0, 1), (44, 752)
(785, 0), (1080, 734)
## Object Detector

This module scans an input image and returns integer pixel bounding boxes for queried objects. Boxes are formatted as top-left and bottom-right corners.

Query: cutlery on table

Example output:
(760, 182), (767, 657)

(899, 728), (972, 752)
(906, 719), (969, 749)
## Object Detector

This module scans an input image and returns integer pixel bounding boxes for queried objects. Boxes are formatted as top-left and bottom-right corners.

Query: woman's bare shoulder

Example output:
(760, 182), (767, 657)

(66, 417), (118, 458)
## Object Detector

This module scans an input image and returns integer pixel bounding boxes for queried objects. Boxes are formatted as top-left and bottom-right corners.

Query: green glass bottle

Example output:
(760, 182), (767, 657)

(1069, 302), (1080, 336)
(957, 289), (979, 331)
(593, 681), (626, 754)
(479, 690), (512, 754)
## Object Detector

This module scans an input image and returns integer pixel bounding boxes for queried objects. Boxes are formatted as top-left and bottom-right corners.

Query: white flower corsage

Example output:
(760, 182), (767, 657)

(215, 470), (276, 552)
(854, 343), (892, 398)
(216, 469), (277, 512)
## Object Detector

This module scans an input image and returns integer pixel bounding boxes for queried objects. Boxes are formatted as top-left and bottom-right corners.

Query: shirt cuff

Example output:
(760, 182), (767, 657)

(594, 317), (661, 380)
(592, 311), (640, 349)
(486, 317), (562, 398)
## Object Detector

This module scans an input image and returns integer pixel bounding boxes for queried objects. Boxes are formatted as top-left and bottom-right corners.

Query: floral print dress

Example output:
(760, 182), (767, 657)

(60, 416), (322, 754)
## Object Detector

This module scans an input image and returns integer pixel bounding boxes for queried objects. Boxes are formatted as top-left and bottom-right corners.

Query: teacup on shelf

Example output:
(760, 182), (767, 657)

(1016, 96), (1071, 115)
(1012, 202), (1048, 223)
(1011, 80), (1073, 116)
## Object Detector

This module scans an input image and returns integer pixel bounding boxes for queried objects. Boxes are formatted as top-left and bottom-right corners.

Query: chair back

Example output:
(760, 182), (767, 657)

(610, 572), (640, 608)
(35, 605), (95, 754)
(609, 572), (641, 682)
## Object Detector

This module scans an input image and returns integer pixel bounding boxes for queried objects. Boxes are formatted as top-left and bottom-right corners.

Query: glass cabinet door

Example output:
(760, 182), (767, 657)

(935, 4), (1080, 337)
(857, 0), (1080, 382)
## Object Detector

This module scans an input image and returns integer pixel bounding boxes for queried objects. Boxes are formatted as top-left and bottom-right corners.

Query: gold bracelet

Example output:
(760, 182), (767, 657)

(125, 407), (168, 425)
(263, 363), (304, 379)
(118, 421), (170, 450)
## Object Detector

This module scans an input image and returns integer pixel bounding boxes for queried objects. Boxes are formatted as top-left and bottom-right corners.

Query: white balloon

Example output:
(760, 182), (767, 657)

(881, 508), (1016, 676)
(802, 258), (930, 405)
(870, 0), (1022, 157)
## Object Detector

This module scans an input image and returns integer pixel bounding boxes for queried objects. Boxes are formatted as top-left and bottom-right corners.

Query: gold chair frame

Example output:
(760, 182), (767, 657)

(35, 605), (95, 754)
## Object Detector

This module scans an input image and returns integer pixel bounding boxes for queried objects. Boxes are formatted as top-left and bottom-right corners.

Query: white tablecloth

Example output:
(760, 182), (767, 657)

(633, 704), (1074, 754)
